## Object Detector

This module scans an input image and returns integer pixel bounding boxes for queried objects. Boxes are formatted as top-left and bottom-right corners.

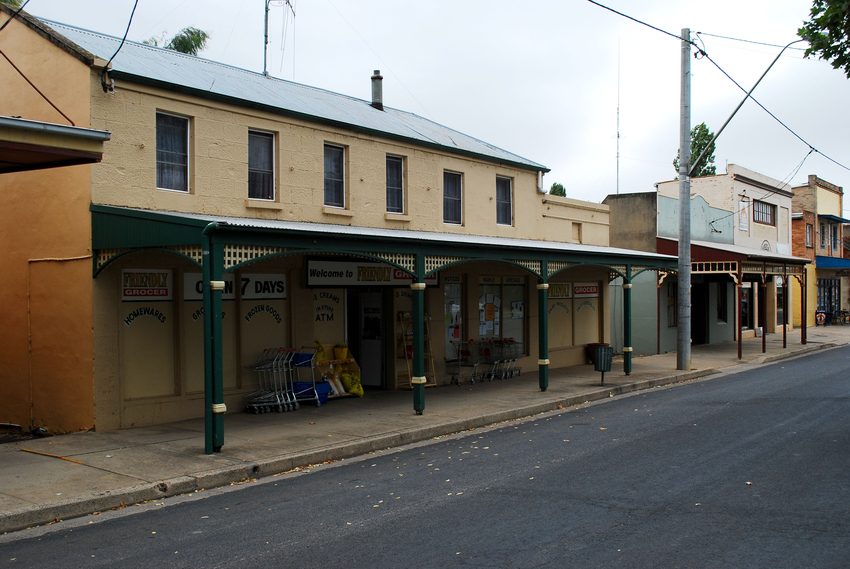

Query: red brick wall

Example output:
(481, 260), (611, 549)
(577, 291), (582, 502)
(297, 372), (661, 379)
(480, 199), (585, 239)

(791, 211), (816, 262)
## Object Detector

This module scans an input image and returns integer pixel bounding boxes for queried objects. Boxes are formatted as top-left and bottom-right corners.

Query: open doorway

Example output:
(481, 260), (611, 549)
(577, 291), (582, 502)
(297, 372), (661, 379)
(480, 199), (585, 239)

(346, 288), (387, 388)
(691, 282), (709, 344)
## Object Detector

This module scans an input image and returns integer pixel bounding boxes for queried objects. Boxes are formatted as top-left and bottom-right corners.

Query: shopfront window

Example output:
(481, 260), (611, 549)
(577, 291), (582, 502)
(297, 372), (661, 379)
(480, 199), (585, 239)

(477, 276), (525, 346)
(741, 286), (754, 330)
(444, 277), (463, 359)
(817, 278), (840, 312)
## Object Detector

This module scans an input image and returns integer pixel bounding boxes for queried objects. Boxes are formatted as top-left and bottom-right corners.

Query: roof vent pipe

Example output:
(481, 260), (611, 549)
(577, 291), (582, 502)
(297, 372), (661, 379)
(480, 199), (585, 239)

(371, 70), (383, 111)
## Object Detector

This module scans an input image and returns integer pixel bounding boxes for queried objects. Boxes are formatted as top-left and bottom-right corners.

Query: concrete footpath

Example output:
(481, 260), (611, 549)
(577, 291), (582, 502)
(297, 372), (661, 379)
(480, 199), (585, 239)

(1, 326), (847, 534)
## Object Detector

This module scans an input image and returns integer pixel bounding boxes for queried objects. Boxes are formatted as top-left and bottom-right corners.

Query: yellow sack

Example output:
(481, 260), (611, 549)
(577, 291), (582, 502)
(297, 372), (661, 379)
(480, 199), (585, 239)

(340, 372), (364, 397)
(340, 373), (354, 391)
(313, 339), (326, 362)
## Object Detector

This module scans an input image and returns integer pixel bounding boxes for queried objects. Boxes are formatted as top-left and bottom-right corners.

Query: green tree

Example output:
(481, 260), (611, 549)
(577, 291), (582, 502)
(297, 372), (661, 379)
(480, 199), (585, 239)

(549, 182), (566, 197)
(798, 0), (850, 78)
(673, 122), (716, 178)
(144, 27), (209, 56)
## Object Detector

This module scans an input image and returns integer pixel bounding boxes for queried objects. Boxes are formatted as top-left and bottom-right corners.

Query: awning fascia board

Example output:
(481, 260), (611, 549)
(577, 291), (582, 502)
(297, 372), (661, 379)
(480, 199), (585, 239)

(91, 204), (678, 274)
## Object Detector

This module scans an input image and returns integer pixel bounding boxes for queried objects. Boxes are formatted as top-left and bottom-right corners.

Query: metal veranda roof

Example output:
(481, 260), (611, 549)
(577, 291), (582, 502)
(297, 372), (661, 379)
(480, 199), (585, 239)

(91, 205), (677, 272)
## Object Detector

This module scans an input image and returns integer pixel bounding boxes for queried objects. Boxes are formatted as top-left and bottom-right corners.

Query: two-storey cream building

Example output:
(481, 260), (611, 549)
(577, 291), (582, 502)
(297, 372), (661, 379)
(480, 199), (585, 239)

(606, 165), (808, 357)
(0, 7), (674, 450)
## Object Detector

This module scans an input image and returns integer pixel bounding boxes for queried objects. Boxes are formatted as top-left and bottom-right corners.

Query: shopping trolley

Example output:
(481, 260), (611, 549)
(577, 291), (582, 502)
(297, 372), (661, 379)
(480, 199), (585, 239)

(446, 340), (481, 385)
(501, 338), (523, 378)
(290, 346), (321, 407)
(245, 348), (294, 413)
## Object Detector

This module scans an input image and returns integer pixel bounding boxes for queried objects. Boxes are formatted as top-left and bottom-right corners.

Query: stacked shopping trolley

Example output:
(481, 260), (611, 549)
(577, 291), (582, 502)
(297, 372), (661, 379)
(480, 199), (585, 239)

(445, 338), (522, 385)
(244, 346), (330, 413)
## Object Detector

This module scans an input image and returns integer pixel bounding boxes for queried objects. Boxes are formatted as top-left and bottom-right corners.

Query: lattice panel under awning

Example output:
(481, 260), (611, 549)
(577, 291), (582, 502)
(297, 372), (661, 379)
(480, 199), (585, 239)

(607, 264), (627, 277)
(425, 254), (466, 274)
(170, 245), (204, 265)
(630, 266), (653, 279)
(373, 252), (416, 273)
(224, 244), (290, 270)
(95, 245), (205, 272)
(96, 248), (126, 271)
(548, 261), (576, 275)
(511, 259), (541, 275)
(691, 261), (738, 274)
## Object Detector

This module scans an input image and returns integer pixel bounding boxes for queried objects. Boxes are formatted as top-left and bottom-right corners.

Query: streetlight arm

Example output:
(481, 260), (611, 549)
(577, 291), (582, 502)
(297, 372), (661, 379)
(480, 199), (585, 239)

(688, 39), (806, 177)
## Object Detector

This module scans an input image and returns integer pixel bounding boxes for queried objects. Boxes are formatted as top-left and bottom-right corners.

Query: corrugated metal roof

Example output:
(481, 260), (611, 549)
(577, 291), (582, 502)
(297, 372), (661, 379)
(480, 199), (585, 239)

(686, 238), (809, 264)
(116, 206), (676, 263)
(40, 19), (547, 172)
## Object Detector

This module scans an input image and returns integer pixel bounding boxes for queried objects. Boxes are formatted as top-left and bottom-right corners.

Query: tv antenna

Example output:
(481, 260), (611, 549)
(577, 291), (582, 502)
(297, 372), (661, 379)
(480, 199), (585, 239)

(264, 0), (296, 77)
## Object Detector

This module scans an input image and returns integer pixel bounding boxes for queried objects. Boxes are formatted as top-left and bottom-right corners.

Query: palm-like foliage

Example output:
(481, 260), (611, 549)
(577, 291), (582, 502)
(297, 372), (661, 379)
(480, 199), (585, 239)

(144, 27), (209, 56)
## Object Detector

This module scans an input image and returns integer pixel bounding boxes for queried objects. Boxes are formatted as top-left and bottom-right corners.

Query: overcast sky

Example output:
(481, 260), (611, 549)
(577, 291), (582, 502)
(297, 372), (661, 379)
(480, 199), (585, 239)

(22, 0), (850, 216)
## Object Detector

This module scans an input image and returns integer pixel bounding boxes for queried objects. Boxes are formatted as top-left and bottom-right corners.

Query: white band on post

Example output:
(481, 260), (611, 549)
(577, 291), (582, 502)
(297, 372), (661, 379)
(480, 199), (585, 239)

(210, 280), (225, 291)
(212, 403), (227, 414)
(411, 376), (427, 384)
(410, 283), (426, 291)
(623, 283), (632, 289)
(537, 359), (550, 366)
(537, 283), (549, 290)
(623, 347), (633, 352)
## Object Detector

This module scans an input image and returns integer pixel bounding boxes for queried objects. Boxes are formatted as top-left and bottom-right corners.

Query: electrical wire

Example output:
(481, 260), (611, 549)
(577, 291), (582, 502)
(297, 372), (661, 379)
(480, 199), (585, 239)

(221, 0), (246, 61)
(0, 47), (75, 125)
(585, 0), (850, 174)
(0, 0), (75, 125)
(325, 0), (433, 119)
(101, 0), (140, 93)
(695, 31), (807, 52)
(0, 0), (30, 34)
(706, 148), (814, 227)
(139, 0), (190, 39)
(585, 0), (684, 43)
(700, 50), (850, 172)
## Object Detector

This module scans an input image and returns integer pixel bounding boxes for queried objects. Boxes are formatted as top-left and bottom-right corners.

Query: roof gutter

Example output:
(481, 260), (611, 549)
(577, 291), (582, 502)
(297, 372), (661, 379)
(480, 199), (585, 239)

(0, 116), (111, 141)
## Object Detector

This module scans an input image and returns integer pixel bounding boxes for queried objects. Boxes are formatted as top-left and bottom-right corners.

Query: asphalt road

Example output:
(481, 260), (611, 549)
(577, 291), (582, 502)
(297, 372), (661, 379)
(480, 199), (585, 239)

(2, 346), (849, 568)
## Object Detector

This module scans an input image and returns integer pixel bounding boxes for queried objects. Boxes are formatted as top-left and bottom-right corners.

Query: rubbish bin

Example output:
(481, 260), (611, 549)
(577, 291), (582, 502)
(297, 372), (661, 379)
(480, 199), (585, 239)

(586, 342), (610, 365)
(594, 345), (614, 386)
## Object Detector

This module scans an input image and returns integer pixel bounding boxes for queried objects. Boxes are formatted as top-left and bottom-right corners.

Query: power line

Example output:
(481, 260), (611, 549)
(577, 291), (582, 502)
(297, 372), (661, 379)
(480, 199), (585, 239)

(325, 0), (433, 120)
(707, 148), (815, 227)
(0, 0), (30, 34)
(585, 0), (850, 174)
(585, 0), (683, 42)
(700, 51), (850, 172)
(101, 0), (140, 93)
(695, 31), (807, 52)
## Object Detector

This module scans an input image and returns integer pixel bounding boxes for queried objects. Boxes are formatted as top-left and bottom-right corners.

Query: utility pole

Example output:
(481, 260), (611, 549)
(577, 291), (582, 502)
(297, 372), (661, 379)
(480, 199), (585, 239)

(677, 28), (691, 371)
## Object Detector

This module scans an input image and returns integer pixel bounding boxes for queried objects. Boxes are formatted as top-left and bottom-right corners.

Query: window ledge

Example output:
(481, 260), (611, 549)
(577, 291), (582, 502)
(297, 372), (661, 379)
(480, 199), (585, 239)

(246, 199), (284, 210)
(384, 213), (412, 222)
(323, 206), (353, 217)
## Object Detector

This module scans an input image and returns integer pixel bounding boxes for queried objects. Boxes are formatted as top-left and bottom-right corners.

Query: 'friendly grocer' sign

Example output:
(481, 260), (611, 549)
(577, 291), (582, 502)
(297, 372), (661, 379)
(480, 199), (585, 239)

(122, 269), (172, 301)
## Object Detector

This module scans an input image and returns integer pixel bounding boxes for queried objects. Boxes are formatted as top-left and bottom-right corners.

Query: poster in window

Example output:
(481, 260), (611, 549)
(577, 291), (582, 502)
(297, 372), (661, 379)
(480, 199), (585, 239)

(511, 301), (524, 319)
(738, 200), (749, 231)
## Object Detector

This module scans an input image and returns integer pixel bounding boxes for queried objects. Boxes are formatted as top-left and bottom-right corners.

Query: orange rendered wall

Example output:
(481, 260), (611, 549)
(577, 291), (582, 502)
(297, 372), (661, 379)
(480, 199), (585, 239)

(0, 17), (95, 432)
